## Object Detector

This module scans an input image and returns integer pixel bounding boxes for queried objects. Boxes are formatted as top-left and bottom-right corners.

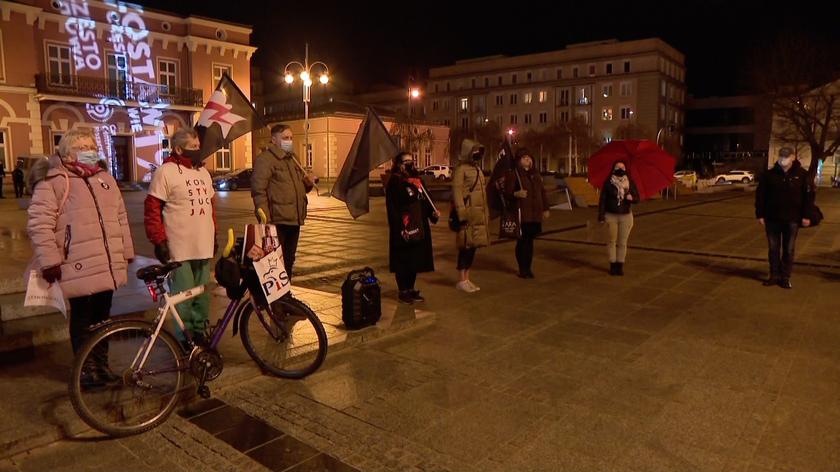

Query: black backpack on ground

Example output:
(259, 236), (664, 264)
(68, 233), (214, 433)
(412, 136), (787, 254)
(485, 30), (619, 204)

(341, 268), (381, 330)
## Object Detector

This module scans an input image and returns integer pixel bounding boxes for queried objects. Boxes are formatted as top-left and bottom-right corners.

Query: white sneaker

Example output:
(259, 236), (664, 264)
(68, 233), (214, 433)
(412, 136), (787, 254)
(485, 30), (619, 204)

(456, 281), (478, 293)
(467, 280), (481, 292)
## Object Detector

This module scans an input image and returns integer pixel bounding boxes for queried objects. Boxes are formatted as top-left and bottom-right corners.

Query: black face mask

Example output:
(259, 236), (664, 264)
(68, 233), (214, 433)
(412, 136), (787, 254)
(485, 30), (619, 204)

(183, 149), (204, 166)
(613, 169), (627, 177)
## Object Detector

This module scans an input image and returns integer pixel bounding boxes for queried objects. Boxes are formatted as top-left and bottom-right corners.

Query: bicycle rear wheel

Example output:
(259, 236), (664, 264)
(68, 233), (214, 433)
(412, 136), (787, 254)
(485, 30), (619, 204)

(69, 320), (187, 437)
(240, 296), (327, 379)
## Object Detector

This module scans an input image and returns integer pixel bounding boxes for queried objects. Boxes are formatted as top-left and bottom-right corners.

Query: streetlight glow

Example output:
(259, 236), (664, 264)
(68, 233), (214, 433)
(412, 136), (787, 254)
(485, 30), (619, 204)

(284, 73), (294, 84)
(300, 71), (310, 82)
(410, 88), (420, 99)
(320, 74), (329, 85)
(304, 79), (313, 87)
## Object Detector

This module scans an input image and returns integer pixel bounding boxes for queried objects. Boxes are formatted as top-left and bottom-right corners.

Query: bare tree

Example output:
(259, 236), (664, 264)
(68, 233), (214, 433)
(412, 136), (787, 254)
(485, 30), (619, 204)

(754, 32), (840, 185)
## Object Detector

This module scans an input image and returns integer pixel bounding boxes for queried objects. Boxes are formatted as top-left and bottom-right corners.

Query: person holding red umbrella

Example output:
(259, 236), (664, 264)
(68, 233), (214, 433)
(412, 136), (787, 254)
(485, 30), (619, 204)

(598, 161), (640, 276)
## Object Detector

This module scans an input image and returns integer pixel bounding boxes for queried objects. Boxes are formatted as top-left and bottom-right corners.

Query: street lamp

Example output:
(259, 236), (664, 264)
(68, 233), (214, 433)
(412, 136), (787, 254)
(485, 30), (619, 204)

(283, 43), (329, 178)
(406, 78), (422, 153)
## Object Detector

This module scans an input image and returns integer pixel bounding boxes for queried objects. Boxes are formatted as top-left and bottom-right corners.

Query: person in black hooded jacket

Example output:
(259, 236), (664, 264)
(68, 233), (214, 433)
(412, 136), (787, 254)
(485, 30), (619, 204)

(755, 147), (815, 289)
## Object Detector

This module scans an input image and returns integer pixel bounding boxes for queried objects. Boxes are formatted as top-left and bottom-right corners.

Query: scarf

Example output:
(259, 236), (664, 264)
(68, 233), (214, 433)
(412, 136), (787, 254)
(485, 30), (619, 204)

(63, 161), (100, 178)
(610, 174), (630, 206)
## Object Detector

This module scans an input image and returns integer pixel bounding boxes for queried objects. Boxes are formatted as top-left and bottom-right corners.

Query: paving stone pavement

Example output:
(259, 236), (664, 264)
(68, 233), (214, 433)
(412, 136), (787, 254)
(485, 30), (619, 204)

(2, 188), (839, 471)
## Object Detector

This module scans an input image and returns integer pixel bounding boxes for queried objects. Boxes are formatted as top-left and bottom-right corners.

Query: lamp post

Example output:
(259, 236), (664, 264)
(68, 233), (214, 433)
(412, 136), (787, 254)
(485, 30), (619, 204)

(407, 76), (421, 154)
(284, 43), (329, 178)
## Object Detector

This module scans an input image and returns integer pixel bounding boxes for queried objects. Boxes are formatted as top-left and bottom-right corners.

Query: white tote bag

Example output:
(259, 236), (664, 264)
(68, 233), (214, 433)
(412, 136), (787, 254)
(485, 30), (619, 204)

(24, 270), (67, 318)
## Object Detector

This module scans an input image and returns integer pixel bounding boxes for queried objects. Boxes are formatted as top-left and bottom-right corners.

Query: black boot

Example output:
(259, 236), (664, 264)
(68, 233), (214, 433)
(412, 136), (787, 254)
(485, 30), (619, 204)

(617, 263), (625, 276)
(762, 276), (778, 286)
(609, 263), (618, 276)
(398, 290), (415, 304)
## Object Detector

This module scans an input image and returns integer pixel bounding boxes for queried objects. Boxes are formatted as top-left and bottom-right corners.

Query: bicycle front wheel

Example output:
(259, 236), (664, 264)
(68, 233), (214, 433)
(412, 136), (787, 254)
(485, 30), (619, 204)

(69, 320), (187, 437)
(240, 296), (328, 379)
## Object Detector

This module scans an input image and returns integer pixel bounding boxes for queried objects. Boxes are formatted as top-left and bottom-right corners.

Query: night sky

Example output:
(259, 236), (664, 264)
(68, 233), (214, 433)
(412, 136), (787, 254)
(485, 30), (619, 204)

(141, 0), (840, 98)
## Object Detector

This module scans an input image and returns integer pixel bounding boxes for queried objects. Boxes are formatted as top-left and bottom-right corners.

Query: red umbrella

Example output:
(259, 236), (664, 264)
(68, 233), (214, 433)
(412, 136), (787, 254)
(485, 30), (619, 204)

(587, 139), (676, 200)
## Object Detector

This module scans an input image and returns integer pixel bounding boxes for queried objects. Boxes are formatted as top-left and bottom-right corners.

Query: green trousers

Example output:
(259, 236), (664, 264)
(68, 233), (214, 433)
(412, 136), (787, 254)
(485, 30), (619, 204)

(169, 259), (212, 340)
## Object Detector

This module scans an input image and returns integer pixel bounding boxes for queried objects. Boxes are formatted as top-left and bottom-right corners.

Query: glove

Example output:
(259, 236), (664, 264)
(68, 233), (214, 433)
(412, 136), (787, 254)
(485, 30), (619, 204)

(42, 265), (62, 283)
(514, 190), (528, 199)
(154, 242), (171, 263)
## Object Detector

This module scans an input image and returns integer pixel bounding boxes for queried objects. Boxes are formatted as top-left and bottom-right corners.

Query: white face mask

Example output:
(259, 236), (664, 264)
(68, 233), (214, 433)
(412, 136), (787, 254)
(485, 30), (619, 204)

(280, 139), (293, 153)
(76, 151), (100, 166)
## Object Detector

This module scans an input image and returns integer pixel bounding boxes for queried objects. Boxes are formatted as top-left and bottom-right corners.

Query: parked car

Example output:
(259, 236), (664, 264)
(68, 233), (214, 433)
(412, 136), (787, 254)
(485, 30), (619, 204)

(422, 165), (452, 180)
(714, 170), (755, 184)
(674, 170), (698, 186)
(213, 168), (253, 191)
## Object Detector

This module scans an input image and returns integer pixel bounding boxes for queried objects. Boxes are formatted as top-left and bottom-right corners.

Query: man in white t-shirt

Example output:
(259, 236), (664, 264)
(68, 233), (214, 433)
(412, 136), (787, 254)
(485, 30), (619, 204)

(144, 128), (216, 343)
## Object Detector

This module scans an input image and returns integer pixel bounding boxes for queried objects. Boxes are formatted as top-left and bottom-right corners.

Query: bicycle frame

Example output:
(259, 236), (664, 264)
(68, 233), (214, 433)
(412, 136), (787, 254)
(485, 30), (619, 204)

(129, 274), (277, 375)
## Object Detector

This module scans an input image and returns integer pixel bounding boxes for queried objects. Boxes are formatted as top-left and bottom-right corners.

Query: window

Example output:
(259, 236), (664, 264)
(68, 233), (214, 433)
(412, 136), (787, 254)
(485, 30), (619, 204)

(51, 132), (63, 154)
(539, 112), (548, 124)
(161, 136), (171, 160)
(556, 68), (563, 80)
(471, 78), (476, 88)
(495, 114), (503, 125)
(434, 83), (439, 93)
(158, 59), (177, 95)
(443, 99), (450, 111)
(512, 73), (517, 84)
(524, 113), (532, 124)
(424, 147), (432, 167)
(573, 67), (579, 79)
(432, 100), (439, 111)
(485, 77), (490, 88)
(510, 114), (518, 124)
(661, 81), (667, 97)
(559, 111), (570, 122)
(461, 117), (469, 130)
(510, 94), (518, 105)
(602, 84), (613, 98)
(0, 129), (7, 169)
(606, 63), (613, 74)
(577, 86), (590, 105)
(212, 63), (232, 87)
(215, 143), (232, 170)
(498, 76), (503, 86)
(524, 92), (533, 104)
(495, 95), (504, 106)
(624, 60), (631, 73)
(620, 106), (633, 120)
(526, 72), (532, 82)
(443, 119), (450, 127)
(588, 64), (596, 76)
(539, 91), (548, 103)
(601, 107), (613, 121)
(620, 81), (632, 97)
(47, 43), (72, 86)
(576, 110), (590, 124)
(305, 143), (313, 167)
(460, 98), (469, 112)
(107, 53), (128, 98)
(559, 88), (570, 106)
(446, 82), (450, 92)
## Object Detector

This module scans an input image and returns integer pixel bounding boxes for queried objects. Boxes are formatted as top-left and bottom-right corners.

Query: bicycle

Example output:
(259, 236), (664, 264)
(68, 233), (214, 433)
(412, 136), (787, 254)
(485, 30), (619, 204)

(68, 230), (328, 437)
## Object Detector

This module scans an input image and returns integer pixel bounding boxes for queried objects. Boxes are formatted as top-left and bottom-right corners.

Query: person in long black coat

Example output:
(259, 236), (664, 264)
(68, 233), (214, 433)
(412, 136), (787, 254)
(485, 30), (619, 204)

(386, 152), (440, 304)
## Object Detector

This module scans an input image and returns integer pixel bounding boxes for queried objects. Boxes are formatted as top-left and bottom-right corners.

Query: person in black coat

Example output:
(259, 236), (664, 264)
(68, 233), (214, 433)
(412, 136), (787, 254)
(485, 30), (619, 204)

(755, 147), (815, 289)
(385, 152), (440, 304)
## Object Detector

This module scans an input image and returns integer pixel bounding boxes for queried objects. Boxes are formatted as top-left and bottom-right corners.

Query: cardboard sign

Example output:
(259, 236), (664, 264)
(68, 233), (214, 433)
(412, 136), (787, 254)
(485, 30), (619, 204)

(252, 248), (290, 304)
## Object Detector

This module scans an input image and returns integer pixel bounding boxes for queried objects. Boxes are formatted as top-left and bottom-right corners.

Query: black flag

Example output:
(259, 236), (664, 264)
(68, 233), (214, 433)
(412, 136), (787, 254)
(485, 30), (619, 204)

(195, 73), (264, 159)
(487, 134), (516, 218)
(332, 107), (399, 218)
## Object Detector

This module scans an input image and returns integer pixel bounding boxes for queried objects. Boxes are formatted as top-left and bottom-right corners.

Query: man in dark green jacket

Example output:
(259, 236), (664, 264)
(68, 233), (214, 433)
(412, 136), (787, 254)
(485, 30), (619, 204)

(251, 124), (313, 277)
